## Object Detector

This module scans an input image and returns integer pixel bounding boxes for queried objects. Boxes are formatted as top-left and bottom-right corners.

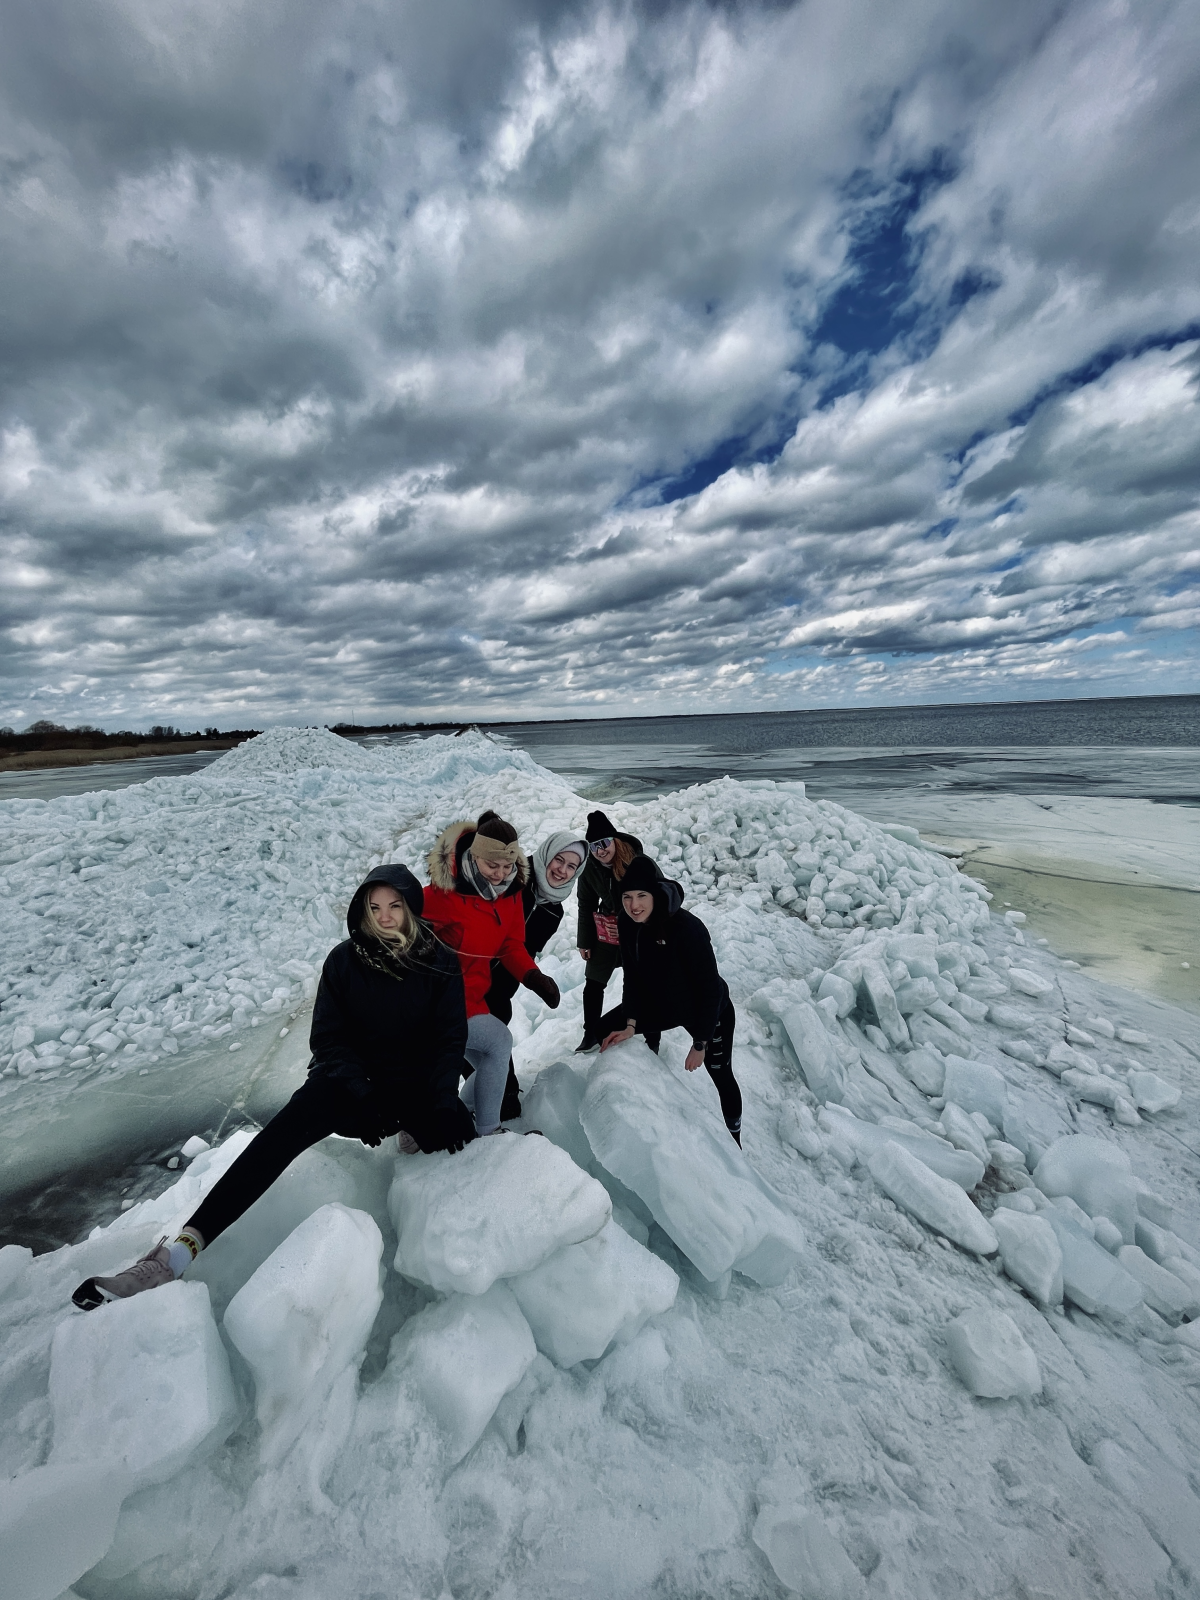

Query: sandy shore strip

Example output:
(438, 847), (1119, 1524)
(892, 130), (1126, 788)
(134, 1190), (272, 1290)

(0, 737), (244, 773)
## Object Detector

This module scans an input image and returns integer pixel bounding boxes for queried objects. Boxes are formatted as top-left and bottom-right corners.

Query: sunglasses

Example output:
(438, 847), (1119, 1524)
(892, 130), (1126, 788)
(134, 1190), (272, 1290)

(589, 837), (614, 854)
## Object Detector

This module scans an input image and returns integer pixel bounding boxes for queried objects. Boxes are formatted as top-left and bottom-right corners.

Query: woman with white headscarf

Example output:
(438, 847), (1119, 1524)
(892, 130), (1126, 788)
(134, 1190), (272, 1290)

(484, 830), (588, 1117)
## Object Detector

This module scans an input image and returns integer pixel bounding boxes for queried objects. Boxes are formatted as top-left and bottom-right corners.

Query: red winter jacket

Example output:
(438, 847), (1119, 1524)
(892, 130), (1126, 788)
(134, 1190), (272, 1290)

(423, 822), (536, 1017)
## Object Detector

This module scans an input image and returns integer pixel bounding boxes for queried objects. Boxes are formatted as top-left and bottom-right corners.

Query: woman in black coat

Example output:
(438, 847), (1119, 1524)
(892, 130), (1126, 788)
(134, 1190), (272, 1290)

(73, 863), (474, 1310)
(574, 809), (660, 1051)
(600, 854), (743, 1145)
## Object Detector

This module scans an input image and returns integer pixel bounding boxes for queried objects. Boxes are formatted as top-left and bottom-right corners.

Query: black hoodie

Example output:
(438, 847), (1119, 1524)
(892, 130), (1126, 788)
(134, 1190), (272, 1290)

(616, 856), (728, 1045)
(307, 864), (469, 1128)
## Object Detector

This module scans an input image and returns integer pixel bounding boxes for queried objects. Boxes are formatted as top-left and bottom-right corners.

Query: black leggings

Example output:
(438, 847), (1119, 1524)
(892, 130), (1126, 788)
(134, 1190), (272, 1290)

(186, 1075), (379, 1247)
(598, 996), (742, 1132)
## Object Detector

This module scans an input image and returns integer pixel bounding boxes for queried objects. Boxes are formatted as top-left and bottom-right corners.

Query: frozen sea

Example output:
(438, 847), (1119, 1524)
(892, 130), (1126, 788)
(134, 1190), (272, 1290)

(3, 721), (1200, 1600)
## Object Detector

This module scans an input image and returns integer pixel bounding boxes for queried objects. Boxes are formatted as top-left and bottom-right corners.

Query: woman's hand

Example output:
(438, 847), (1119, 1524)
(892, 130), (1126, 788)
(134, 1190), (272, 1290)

(578, 947), (590, 961)
(601, 1024), (636, 1051)
(684, 1046), (705, 1073)
(522, 968), (561, 1009)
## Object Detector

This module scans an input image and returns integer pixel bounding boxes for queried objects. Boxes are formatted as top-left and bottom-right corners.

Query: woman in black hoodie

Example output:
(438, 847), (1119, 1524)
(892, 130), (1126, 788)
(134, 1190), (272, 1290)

(600, 854), (743, 1145)
(574, 809), (659, 1052)
(73, 863), (474, 1311)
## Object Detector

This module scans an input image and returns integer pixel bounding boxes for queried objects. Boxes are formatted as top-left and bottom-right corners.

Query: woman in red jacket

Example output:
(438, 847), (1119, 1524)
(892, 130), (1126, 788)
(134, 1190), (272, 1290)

(423, 810), (560, 1134)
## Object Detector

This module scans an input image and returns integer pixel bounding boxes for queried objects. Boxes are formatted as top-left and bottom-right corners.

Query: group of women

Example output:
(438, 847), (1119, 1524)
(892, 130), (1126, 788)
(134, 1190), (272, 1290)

(73, 807), (743, 1312)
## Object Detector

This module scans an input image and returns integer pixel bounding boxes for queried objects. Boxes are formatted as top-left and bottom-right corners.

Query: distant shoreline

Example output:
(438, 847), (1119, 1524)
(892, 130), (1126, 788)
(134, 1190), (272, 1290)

(0, 737), (245, 774)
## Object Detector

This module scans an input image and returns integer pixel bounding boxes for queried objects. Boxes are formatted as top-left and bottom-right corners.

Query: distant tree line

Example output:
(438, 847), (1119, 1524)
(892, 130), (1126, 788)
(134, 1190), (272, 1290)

(0, 721), (260, 752)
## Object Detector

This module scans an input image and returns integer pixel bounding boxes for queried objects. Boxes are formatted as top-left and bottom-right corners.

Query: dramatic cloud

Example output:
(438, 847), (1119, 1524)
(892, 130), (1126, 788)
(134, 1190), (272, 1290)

(1, 0), (1198, 726)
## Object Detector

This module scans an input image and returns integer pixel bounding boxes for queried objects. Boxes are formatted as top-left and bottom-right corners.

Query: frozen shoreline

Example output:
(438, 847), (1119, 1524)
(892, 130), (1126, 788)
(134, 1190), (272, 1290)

(3, 729), (1200, 1600)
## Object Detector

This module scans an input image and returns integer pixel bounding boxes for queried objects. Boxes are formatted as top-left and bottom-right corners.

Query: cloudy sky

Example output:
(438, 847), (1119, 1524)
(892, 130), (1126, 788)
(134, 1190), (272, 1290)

(2, 0), (1198, 729)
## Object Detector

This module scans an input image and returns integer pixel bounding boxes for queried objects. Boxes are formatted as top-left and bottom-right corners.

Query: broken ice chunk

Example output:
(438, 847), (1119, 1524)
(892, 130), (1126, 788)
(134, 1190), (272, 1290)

(942, 1056), (1008, 1129)
(387, 1283), (536, 1464)
(856, 963), (910, 1047)
(579, 1040), (804, 1286)
(1126, 1071), (1181, 1114)
(1032, 1135), (1137, 1242)
(991, 1209), (1063, 1305)
(816, 971), (857, 1018)
(778, 1101), (826, 1159)
(51, 1280), (238, 1490)
(389, 1132), (611, 1296)
(1039, 1209), (1144, 1318)
(752, 1505), (866, 1599)
(0, 1461), (126, 1600)
(778, 1000), (848, 1104)
(508, 1218), (679, 1367)
(1116, 1246), (1191, 1323)
(819, 1105), (984, 1190)
(224, 1202), (383, 1466)
(867, 1141), (998, 1255)
(939, 1103), (990, 1166)
(518, 1059), (595, 1172)
(899, 1045), (945, 1097)
(946, 1306), (1041, 1398)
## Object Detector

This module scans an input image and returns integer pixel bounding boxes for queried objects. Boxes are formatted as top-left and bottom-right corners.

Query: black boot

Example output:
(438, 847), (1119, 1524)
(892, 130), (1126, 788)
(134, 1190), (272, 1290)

(500, 1058), (522, 1122)
(576, 979), (605, 1052)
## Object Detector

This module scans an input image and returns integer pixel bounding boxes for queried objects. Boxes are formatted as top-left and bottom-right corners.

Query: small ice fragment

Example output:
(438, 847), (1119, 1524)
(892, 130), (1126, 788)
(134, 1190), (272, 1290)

(1085, 1015), (1116, 1038)
(856, 962), (909, 1047)
(279, 1027), (289, 1037)
(778, 1102), (825, 1159)
(1033, 1134), (1137, 1241)
(1116, 1246), (1190, 1323)
(224, 1203), (383, 1466)
(819, 1106), (984, 1189)
(1003, 910), (1026, 925)
(51, 1281), (238, 1489)
(987, 1140), (1028, 1172)
(867, 1141), (998, 1255)
(900, 1046), (945, 1096)
(166, 1156), (179, 1169)
(1116, 1027), (1149, 1045)
(1126, 1071), (1181, 1114)
(1134, 1183), (1173, 1229)
(508, 1218), (678, 1367)
(816, 971), (857, 1018)
(181, 1135), (210, 1159)
(991, 1209), (1062, 1304)
(1065, 1025), (1095, 1046)
(939, 1104), (989, 1165)
(946, 1306), (1041, 1398)
(1007, 966), (1053, 998)
(0, 1242), (33, 1300)
(387, 1283), (536, 1464)
(1092, 1217), (1123, 1253)
(752, 1506), (866, 1599)
(390, 1132), (611, 1295)
(942, 1056), (1007, 1129)
(0, 1461), (126, 1600)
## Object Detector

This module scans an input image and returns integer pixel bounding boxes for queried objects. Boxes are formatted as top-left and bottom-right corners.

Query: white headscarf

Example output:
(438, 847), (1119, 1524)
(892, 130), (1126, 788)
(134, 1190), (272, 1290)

(529, 832), (588, 906)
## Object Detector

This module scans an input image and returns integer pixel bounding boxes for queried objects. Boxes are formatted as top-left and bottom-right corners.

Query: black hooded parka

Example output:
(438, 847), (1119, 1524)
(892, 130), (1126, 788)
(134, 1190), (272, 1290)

(616, 862), (728, 1048)
(308, 863), (469, 1131)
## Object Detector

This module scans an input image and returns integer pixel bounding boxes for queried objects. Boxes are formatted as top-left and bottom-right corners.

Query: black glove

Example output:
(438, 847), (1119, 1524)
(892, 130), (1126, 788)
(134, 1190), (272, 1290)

(522, 968), (561, 1009)
(413, 1099), (477, 1155)
(354, 1085), (394, 1148)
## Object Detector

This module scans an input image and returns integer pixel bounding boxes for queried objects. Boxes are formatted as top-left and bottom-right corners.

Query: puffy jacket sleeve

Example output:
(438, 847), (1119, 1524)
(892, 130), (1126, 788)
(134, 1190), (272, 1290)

(496, 895), (537, 982)
(425, 947), (471, 1111)
(308, 950), (373, 1098)
(680, 914), (723, 1043)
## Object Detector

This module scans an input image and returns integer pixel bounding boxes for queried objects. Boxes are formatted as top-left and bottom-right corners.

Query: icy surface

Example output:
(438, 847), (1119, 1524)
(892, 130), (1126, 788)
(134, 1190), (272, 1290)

(509, 1217), (680, 1367)
(2, 727), (1200, 1599)
(752, 1504), (867, 1598)
(386, 1281), (536, 1463)
(223, 1203), (383, 1466)
(50, 1279), (237, 1488)
(389, 1134), (611, 1295)
(946, 1306), (1042, 1399)
(579, 1040), (805, 1285)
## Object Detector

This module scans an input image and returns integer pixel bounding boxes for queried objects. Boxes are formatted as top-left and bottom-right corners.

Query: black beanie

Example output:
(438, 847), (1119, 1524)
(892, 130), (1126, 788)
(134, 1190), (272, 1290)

(586, 810), (618, 842)
(619, 855), (660, 895)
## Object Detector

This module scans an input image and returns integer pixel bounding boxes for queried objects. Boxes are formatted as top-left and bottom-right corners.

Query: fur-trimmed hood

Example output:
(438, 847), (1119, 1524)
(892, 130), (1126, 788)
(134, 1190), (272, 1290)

(427, 820), (529, 895)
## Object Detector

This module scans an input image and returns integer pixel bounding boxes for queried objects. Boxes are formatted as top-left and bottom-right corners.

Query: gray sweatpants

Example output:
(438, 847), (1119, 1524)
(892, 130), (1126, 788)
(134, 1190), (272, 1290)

(461, 1011), (513, 1136)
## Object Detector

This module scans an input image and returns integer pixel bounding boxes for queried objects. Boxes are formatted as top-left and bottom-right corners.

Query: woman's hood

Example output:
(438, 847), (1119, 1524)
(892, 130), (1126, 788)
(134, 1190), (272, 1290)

(529, 831), (588, 904)
(427, 820), (528, 894)
(346, 863), (424, 936)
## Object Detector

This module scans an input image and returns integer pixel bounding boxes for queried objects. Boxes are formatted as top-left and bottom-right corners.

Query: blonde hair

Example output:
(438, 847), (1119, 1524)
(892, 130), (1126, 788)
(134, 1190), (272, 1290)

(361, 887), (417, 951)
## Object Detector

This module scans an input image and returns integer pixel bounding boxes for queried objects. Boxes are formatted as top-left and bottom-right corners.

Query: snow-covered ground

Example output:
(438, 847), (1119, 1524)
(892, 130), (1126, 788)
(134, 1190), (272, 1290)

(3, 728), (1200, 1599)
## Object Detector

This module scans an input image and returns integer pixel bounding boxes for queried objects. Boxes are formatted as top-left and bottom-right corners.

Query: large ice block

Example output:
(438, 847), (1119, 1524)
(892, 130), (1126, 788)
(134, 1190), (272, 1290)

(224, 1202), (383, 1466)
(579, 1040), (805, 1286)
(387, 1282), (536, 1463)
(508, 1217), (679, 1367)
(946, 1307), (1041, 1398)
(818, 1105), (984, 1190)
(1040, 1208), (1144, 1318)
(1033, 1135), (1137, 1242)
(389, 1133), (611, 1295)
(941, 1056), (1008, 1130)
(778, 1000), (847, 1104)
(991, 1209), (1063, 1305)
(867, 1141), (998, 1255)
(0, 1461), (126, 1600)
(518, 1060), (596, 1172)
(50, 1280), (237, 1490)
